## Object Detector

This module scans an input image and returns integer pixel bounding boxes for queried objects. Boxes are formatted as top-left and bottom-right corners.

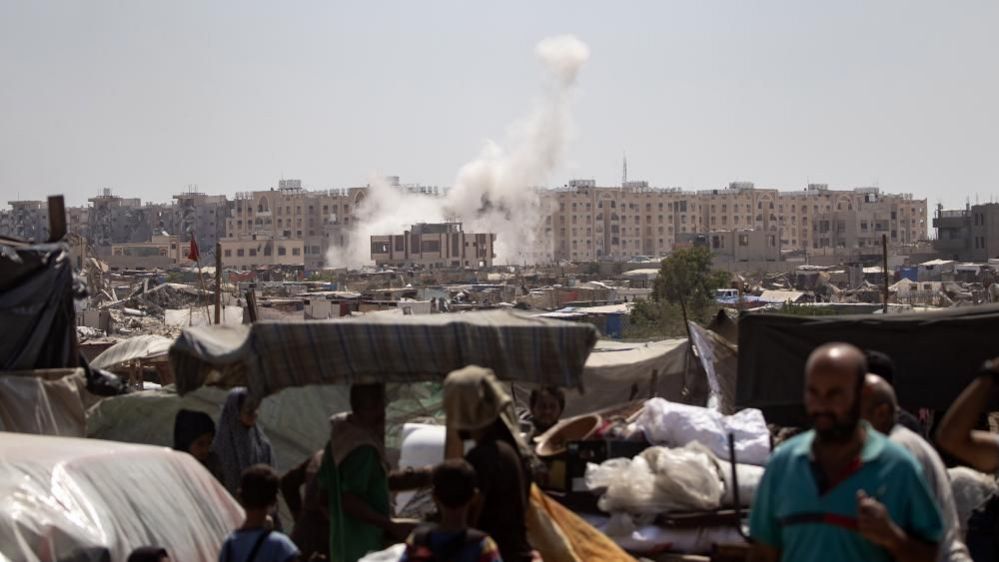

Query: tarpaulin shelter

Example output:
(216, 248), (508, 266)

(513, 338), (689, 418)
(737, 305), (999, 425)
(0, 369), (87, 436)
(0, 433), (242, 562)
(0, 240), (81, 370)
(0, 236), (126, 396)
(90, 335), (173, 371)
(170, 309), (598, 404)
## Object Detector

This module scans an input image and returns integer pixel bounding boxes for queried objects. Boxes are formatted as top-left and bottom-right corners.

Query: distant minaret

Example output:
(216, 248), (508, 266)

(622, 153), (628, 186)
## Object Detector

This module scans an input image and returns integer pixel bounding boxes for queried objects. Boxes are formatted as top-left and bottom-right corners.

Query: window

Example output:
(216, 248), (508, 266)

(224, 249), (232, 257)
(237, 249), (244, 257)
(278, 246), (286, 256)
(739, 234), (749, 246)
(249, 248), (257, 257)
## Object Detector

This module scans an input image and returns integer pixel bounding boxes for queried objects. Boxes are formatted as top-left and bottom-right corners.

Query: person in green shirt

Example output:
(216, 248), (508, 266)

(317, 383), (431, 562)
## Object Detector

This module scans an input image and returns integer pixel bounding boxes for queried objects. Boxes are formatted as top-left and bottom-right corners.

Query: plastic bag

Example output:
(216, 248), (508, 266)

(585, 442), (723, 514)
(949, 466), (999, 532)
(636, 398), (770, 465)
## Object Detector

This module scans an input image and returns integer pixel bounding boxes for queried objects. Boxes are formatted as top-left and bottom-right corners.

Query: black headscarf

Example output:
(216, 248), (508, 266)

(173, 409), (216, 453)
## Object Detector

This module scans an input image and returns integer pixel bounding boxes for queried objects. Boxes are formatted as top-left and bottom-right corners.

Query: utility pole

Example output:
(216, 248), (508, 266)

(215, 242), (222, 324)
(881, 234), (890, 314)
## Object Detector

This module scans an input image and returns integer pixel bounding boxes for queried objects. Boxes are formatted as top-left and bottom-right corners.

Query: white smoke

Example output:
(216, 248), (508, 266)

(326, 34), (589, 269)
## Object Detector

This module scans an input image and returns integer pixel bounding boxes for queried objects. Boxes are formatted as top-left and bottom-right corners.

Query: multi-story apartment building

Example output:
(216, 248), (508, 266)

(370, 222), (496, 268)
(222, 179), (368, 271)
(174, 190), (229, 254)
(546, 181), (927, 262)
(3, 200), (49, 241)
(934, 203), (999, 262)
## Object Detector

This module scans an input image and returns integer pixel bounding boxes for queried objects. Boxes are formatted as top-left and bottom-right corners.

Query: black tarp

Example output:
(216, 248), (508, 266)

(0, 237), (125, 395)
(737, 305), (999, 425)
(0, 240), (80, 369)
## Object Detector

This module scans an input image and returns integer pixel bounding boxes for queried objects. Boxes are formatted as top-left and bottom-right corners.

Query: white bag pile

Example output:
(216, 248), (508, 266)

(636, 397), (771, 465)
(585, 442), (725, 514)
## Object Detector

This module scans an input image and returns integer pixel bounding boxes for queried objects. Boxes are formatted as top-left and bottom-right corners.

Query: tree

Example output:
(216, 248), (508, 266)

(652, 246), (729, 323)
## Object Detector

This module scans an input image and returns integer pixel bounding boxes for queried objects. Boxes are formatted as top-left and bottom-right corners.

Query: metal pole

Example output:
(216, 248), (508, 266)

(215, 242), (222, 324)
(881, 233), (890, 314)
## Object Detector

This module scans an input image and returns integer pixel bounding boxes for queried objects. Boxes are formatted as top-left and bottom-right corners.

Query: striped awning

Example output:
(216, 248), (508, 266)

(170, 309), (598, 404)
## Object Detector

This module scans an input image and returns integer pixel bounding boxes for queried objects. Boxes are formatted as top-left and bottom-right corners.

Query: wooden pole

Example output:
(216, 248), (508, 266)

(215, 242), (222, 324)
(881, 234), (890, 314)
(47, 195), (66, 242)
(245, 289), (258, 323)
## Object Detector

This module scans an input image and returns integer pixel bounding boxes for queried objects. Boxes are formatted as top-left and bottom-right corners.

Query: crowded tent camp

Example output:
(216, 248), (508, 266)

(3, 199), (999, 562)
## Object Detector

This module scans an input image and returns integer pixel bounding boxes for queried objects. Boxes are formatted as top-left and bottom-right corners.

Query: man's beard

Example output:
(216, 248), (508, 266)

(812, 400), (861, 443)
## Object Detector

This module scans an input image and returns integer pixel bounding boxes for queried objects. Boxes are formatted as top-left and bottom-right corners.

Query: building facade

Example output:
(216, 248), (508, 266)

(934, 203), (999, 262)
(107, 234), (184, 269)
(222, 179), (368, 271)
(545, 181), (927, 262)
(371, 222), (496, 268)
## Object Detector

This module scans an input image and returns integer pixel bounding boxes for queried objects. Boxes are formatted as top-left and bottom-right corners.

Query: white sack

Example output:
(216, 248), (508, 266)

(636, 398), (771, 465)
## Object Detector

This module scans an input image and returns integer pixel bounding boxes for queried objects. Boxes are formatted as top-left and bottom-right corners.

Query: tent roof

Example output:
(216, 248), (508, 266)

(170, 309), (598, 404)
(90, 335), (174, 370)
(758, 289), (806, 303)
(0, 433), (241, 561)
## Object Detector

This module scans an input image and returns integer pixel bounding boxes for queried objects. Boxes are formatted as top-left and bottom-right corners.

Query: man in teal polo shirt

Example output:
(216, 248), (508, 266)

(749, 343), (943, 562)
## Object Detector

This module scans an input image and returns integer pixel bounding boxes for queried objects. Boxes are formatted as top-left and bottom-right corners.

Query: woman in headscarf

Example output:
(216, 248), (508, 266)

(173, 409), (223, 481)
(443, 366), (536, 562)
(213, 387), (275, 496)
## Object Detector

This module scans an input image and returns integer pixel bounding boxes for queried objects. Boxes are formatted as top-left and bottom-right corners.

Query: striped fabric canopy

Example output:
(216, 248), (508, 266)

(170, 310), (598, 404)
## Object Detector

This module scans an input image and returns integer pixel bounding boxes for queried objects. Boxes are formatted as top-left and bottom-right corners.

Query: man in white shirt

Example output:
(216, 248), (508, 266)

(863, 374), (972, 562)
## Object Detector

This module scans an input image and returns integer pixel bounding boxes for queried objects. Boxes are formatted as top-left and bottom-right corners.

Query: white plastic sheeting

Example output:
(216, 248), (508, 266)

(636, 398), (771, 465)
(89, 335), (173, 370)
(585, 442), (724, 514)
(0, 434), (242, 562)
(0, 369), (87, 436)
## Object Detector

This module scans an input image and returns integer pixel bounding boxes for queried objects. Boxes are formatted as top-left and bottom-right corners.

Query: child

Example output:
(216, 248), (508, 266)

(219, 465), (300, 562)
(401, 459), (503, 562)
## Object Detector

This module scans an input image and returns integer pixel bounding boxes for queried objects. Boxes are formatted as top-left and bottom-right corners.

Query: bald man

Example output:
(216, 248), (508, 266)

(863, 375), (971, 562)
(749, 343), (944, 562)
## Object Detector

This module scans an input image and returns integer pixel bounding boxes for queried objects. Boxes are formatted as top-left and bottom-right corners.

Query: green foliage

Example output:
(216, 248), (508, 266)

(652, 246), (729, 319)
(624, 298), (720, 340)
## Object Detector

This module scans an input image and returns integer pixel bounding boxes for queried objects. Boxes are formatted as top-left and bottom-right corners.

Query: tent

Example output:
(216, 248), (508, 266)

(90, 335), (173, 370)
(170, 310), (598, 404)
(86, 383), (444, 525)
(544, 338), (689, 418)
(0, 369), (87, 436)
(0, 240), (80, 370)
(737, 304), (999, 425)
(0, 433), (241, 562)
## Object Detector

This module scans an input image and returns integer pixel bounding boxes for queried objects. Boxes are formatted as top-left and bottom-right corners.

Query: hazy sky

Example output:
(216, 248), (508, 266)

(2, 1), (997, 209)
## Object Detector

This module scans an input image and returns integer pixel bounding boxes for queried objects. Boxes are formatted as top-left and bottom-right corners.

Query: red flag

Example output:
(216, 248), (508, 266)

(187, 238), (200, 261)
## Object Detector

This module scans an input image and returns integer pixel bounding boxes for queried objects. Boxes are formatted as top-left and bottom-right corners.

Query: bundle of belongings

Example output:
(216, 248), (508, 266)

(548, 397), (772, 556)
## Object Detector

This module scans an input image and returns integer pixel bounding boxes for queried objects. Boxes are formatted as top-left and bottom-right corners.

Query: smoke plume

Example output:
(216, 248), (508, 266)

(326, 34), (589, 269)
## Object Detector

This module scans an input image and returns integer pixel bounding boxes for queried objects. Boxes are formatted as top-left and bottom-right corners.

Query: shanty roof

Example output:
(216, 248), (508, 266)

(170, 309), (598, 403)
(620, 268), (661, 278)
(90, 335), (173, 370)
(758, 289), (806, 303)
(919, 258), (956, 267)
